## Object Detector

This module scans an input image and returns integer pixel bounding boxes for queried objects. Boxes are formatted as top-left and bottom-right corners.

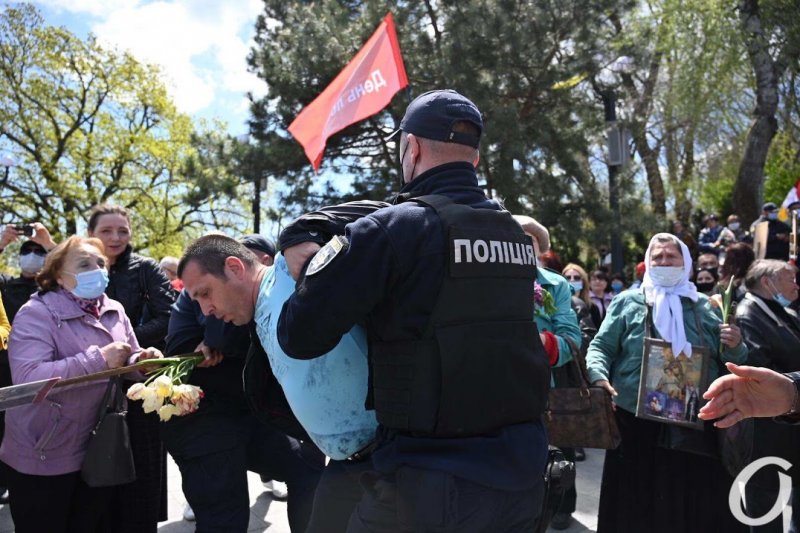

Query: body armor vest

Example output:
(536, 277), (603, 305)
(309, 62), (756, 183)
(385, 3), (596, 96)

(371, 195), (550, 437)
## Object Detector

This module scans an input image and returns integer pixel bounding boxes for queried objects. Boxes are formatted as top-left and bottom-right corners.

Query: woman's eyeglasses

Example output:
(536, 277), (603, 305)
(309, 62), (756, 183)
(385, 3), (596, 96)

(564, 275), (582, 281)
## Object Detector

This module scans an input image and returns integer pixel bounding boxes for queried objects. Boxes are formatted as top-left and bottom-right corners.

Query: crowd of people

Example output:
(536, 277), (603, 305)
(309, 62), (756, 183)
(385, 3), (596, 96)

(0, 88), (798, 533)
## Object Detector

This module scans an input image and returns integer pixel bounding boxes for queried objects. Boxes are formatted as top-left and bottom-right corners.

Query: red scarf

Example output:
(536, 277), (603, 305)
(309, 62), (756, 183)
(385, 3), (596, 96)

(63, 289), (101, 319)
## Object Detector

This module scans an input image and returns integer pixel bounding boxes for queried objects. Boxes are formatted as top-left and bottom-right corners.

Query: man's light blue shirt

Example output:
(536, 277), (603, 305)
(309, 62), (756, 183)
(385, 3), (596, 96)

(254, 254), (377, 459)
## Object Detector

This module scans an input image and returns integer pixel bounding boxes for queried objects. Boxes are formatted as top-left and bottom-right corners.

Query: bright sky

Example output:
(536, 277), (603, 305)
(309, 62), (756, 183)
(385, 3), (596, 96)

(32, 0), (268, 135)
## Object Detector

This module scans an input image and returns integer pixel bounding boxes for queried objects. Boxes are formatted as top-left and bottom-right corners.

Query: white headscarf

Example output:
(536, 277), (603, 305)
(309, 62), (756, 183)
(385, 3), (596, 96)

(641, 233), (699, 357)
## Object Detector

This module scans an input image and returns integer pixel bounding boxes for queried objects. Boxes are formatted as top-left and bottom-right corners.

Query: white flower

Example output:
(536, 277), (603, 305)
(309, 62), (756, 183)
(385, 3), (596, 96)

(123, 356), (206, 422)
(141, 385), (163, 414)
(126, 382), (145, 401)
(154, 375), (173, 400)
(157, 403), (182, 422)
(171, 384), (203, 414)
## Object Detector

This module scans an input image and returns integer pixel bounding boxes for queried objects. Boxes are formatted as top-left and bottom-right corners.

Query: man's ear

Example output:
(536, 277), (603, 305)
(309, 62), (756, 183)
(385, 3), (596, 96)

(224, 256), (246, 280)
(407, 134), (421, 161)
(473, 152), (480, 168)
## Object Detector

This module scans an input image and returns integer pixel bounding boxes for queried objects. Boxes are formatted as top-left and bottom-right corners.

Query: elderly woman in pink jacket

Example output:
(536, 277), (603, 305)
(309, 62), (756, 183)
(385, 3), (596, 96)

(0, 236), (161, 533)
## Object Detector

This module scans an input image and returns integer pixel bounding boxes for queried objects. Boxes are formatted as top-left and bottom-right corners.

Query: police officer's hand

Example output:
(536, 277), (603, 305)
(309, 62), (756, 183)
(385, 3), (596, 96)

(29, 222), (57, 251)
(195, 340), (224, 368)
(284, 242), (322, 280)
(593, 379), (618, 398)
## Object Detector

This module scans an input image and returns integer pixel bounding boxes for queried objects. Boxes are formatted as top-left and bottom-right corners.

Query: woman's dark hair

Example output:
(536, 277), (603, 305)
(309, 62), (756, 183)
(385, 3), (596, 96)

(591, 270), (610, 292)
(695, 267), (719, 283)
(720, 242), (755, 280)
(611, 271), (626, 284)
(87, 204), (130, 232)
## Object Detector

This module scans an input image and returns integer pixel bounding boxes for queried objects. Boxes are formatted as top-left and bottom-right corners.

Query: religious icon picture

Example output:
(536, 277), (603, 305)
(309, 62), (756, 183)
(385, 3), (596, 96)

(636, 338), (709, 429)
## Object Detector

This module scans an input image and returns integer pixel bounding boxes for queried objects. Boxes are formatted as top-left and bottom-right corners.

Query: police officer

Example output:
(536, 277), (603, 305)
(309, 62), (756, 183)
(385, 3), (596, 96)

(277, 89), (550, 531)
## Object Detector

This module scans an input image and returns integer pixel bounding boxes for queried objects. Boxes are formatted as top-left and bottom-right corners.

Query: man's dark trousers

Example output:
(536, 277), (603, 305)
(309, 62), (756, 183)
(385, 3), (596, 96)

(346, 466), (544, 532)
(166, 409), (323, 533)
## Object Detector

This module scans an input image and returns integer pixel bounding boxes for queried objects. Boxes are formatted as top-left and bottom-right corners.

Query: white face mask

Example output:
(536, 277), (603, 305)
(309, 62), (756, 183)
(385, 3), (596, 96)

(648, 266), (685, 287)
(728, 222), (740, 231)
(19, 252), (45, 274)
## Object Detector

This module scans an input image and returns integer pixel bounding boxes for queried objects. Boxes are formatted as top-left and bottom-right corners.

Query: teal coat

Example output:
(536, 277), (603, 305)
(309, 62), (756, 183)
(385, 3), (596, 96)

(534, 267), (581, 369)
(585, 289), (747, 414)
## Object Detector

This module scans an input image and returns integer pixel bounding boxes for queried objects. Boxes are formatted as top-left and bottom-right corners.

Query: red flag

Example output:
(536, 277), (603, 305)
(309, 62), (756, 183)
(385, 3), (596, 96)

(288, 13), (409, 171)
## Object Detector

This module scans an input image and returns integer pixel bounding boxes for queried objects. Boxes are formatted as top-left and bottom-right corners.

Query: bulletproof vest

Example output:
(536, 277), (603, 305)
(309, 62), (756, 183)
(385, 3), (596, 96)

(371, 195), (551, 437)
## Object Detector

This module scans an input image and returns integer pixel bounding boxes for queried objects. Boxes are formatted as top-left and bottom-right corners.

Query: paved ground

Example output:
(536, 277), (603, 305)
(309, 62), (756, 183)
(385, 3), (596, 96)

(0, 448), (605, 532)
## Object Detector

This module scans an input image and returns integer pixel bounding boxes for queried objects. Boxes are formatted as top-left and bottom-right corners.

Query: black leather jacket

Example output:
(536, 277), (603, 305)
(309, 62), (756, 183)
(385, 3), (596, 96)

(106, 246), (176, 349)
(736, 292), (800, 371)
(735, 292), (800, 486)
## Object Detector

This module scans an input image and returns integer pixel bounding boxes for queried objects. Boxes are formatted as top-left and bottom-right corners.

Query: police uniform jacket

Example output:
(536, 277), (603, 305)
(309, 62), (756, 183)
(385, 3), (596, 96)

(278, 161), (548, 491)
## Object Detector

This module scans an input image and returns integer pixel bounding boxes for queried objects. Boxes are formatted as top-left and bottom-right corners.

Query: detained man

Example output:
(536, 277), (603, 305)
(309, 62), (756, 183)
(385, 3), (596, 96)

(178, 235), (378, 532)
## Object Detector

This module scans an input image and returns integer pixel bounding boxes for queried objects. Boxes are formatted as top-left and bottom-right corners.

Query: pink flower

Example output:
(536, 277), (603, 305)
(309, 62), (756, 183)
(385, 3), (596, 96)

(534, 282), (544, 307)
(126, 382), (145, 401)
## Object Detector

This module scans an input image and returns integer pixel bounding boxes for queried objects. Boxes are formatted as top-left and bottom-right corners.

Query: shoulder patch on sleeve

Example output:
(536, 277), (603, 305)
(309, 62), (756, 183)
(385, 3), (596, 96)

(306, 235), (349, 276)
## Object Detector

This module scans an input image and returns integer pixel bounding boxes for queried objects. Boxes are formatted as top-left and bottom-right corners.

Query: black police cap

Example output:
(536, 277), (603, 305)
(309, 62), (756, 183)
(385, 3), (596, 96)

(386, 90), (483, 148)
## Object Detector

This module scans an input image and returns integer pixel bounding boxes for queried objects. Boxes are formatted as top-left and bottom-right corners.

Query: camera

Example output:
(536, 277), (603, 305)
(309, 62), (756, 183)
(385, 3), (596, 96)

(13, 224), (34, 237)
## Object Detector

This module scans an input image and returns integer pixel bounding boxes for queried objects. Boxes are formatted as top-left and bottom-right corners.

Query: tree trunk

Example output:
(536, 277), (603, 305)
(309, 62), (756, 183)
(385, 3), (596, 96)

(733, 0), (781, 224)
(634, 125), (667, 217)
(620, 49), (667, 217)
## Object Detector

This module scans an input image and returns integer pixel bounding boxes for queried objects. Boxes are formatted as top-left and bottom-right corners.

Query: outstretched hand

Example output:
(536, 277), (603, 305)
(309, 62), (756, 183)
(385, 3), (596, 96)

(698, 363), (796, 428)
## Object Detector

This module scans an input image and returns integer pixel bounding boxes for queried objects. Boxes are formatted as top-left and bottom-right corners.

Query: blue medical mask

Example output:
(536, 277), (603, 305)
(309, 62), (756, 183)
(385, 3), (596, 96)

(728, 222), (740, 231)
(648, 266), (685, 287)
(767, 212), (778, 221)
(769, 280), (793, 307)
(611, 281), (624, 292)
(66, 269), (109, 299)
(569, 281), (584, 293)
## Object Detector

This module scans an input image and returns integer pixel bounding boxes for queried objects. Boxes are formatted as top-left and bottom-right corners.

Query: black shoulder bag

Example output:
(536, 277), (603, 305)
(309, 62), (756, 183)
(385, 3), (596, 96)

(81, 377), (137, 487)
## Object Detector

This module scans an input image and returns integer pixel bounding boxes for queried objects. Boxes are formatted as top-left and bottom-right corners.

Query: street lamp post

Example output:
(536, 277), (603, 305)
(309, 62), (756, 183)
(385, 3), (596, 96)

(594, 56), (632, 275)
(236, 135), (265, 234)
(601, 91), (625, 274)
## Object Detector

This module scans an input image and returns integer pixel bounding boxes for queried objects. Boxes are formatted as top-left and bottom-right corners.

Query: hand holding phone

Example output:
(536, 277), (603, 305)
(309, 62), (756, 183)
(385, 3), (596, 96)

(13, 224), (34, 237)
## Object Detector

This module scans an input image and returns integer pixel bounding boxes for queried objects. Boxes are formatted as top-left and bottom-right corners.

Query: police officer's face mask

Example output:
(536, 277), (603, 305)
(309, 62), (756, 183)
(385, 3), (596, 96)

(398, 135), (416, 187)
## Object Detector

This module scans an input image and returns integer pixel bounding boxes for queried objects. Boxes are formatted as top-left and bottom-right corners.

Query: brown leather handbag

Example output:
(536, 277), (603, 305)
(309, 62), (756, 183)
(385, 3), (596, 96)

(543, 338), (622, 449)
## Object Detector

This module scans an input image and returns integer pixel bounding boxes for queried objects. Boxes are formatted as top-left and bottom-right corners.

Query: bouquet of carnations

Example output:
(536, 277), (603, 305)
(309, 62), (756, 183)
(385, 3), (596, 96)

(126, 355), (204, 421)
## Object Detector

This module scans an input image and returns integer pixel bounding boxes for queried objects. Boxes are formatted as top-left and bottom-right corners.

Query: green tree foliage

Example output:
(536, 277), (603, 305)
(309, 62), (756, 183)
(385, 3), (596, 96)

(732, 0), (800, 224)
(0, 4), (243, 258)
(248, 0), (663, 265)
(246, 0), (800, 262)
